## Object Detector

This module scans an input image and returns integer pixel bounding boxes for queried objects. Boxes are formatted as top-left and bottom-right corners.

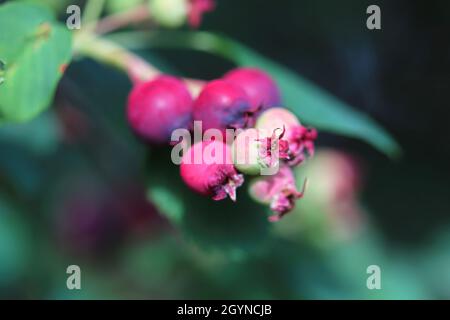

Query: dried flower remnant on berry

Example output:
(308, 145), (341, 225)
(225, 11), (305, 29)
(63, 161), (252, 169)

(249, 165), (307, 222)
(256, 108), (318, 167)
(286, 126), (318, 166)
(232, 127), (289, 175)
(256, 127), (290, 167)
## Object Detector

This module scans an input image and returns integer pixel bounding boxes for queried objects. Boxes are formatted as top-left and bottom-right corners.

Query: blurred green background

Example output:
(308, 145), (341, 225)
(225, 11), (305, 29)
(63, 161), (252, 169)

(0, 0), (449, 299)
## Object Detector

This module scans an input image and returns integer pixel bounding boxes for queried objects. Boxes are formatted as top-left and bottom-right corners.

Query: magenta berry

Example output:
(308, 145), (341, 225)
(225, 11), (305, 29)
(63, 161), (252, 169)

(180, 140), (244, 201)
(193, 79), (254, 135)
(256, 108), (317, 166)
(127, 75), (193, 145)
(223, 67), (282, 111)
(249, 165), (307, 222)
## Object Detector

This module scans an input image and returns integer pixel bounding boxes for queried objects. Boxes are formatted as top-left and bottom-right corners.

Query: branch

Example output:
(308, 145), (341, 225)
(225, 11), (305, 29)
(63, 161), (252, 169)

(74, 34), (159, 83)
(82, 0), (106, 28)
(73, 34), (205, 94)
(94, 4), (151, 36)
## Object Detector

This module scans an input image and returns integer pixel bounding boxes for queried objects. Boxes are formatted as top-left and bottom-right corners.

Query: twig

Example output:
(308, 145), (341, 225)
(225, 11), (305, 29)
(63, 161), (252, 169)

(75, 34), (160, 83)
(82, 0), (106, 28)
(74, 33), (206, 95)
(94, 4), (151, 36)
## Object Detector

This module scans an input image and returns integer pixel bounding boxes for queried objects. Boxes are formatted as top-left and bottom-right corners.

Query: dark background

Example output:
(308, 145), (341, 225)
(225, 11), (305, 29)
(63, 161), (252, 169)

(165, 0), (450, 246)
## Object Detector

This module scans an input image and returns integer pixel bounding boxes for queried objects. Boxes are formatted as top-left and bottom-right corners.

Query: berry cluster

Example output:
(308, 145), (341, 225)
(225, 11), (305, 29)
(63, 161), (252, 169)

(127, 68), (317, 221)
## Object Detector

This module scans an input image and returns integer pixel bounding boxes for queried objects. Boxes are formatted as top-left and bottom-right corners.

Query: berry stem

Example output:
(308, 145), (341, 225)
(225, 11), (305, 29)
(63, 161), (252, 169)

(106, 30), (236, 60)
(74, 34), (160, 84)
(93, 4), (152, 36)
(73, 30), (205, 92)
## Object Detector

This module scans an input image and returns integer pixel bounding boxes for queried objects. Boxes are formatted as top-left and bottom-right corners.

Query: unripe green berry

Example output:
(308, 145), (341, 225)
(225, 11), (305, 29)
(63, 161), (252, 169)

(232, 129), (265, 175)
(149, 0), (188, 28)
(232, 128), (289, 175)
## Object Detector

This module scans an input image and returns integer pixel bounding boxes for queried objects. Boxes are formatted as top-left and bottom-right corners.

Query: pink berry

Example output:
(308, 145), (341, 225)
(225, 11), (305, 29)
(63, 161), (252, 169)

(180, 140), (244, 201)
(256, 108), (317, 166)
(192, 79), (254, 135)
(223, 67), (282, 111)
(127, 75), (193, 145)
(249, 165), (307, 222)
(301, 149), (361, 204)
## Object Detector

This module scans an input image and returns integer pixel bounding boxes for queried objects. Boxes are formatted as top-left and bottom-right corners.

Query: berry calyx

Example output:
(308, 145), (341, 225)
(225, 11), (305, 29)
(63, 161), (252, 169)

(249, 165), (307, 222)
(223, 67), (282, 111)
(180, 141), (244, 201)
(287, 126), (318, 165)
(127, 75), (193, 145)
(231, 127), (289, 175)
(193, 79), (254, 135)
(256, 108), (317, 166)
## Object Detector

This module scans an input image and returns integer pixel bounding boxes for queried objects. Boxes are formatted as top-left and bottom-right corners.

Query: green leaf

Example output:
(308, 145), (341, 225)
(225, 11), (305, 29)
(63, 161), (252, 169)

(0, 2), (72, 123)
(15, 0), (74, 14)
(108, 31), (401, 157)
(0, 59), (5, 86)
(146, 148), (270, 253)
